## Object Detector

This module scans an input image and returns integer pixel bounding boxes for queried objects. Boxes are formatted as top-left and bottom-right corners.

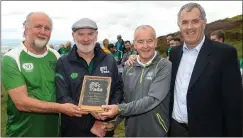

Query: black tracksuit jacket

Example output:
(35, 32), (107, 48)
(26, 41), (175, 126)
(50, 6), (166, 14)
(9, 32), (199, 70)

(55, 45), (123, 136)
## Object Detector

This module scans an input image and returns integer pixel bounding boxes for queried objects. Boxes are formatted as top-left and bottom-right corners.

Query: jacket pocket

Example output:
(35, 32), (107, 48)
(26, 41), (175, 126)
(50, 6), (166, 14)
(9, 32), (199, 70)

(156, 113), (168, 133)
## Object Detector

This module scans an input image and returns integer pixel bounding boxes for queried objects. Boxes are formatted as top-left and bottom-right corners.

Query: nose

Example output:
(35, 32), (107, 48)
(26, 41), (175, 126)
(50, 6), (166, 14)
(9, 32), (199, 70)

(187, 22), (193, 29)
(142, 41), (149, 48)
(82, 34), (89, 42)
(39, 27), (45, 34)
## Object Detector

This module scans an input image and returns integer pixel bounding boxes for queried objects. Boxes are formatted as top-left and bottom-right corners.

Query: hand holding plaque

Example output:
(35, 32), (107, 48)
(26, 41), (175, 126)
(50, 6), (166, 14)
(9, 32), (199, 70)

(78, 76), (111, 112)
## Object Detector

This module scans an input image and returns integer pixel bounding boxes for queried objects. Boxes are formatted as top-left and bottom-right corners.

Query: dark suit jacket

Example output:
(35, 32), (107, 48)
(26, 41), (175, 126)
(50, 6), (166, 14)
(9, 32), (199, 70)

(169, 37), (243, 136)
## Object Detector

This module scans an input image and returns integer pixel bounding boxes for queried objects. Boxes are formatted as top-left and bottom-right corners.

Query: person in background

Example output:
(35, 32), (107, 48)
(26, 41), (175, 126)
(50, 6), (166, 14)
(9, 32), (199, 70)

(1, 12), (87, 137)
(210, 30), (243, 76)
(58, 42), (71, 56)
(49, 44), (54, 49)
(120, 40), (137, 67)
(165, 34), (173, 57)
(210, 30), (225, 43)
(115, 34), (125, 55)
(167, 37), (181, 59)
(65, 41), (72, 53)
(108, 43), (122, 64)
(101, 38), (111, 54)
(169, 37), (181, 47)
(58, 44), (66, 55)
(166, 34), (173, 46)
(95, 42), (101, 48)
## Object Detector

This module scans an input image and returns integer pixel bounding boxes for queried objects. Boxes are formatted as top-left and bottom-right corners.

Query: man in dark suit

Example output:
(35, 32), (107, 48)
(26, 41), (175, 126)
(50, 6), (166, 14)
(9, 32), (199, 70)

(168, 2), (242, 137)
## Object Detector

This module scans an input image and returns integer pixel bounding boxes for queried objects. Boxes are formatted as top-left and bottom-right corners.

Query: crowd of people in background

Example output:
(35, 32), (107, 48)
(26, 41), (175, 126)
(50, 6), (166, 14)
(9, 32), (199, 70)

(85, 28), (242, 76)
(46, 19), (242, 76)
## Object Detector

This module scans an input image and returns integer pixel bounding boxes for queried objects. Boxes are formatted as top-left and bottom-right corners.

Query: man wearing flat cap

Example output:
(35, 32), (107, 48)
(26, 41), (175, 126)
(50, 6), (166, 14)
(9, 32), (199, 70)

(55, 18), (123, 137)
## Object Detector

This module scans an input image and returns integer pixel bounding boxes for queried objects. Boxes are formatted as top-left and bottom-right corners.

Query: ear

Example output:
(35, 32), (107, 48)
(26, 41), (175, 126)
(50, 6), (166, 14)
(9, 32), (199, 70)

(72, 32), (75, 37)
(95, 31), (98, 42)
(203, 19), (207, 30)
(24, 26), (28, 36)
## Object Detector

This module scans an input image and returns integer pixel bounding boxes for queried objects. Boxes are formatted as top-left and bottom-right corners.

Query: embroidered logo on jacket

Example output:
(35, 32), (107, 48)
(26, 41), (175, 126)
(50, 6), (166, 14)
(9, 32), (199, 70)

(70, 73), (78, 79)
(22, 63), (34, 72)
(100, 66), (110, 74)
(145, 72), (153, 80)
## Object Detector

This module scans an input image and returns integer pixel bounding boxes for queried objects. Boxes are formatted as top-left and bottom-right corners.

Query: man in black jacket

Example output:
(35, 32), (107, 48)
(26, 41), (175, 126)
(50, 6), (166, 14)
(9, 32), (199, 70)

(168, 2), (242, 137)
(55, 18), (123, 137)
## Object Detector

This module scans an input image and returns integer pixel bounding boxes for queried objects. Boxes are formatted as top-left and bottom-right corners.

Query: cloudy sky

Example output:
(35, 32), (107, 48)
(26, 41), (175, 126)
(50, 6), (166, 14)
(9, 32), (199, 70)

(2, 1), (242, 42)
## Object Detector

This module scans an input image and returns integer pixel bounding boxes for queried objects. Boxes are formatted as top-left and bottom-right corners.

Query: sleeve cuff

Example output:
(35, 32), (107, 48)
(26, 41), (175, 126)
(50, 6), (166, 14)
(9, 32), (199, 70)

(118, 103), (127, 116)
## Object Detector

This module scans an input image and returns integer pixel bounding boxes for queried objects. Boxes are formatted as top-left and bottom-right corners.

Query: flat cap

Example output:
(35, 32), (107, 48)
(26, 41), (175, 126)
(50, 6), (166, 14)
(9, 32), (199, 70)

(72, 18), (98, 32)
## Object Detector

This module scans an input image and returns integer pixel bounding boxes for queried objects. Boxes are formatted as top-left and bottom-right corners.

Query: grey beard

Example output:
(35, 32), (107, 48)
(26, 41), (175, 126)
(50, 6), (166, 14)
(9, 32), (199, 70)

(33, 39), (48, 49)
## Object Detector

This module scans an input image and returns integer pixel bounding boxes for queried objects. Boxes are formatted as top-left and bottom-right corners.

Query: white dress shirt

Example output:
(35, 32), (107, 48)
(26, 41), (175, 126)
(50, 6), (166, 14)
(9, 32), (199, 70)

(172, 35), (205, 124)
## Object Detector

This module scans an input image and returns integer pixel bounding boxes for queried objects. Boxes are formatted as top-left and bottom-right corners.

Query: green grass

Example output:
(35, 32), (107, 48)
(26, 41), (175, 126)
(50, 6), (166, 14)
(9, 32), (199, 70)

(114, 121), (125, 137)
(1, 88), (7, 137)
(0, 88), (125, 137)
(225, 40), (242, 59)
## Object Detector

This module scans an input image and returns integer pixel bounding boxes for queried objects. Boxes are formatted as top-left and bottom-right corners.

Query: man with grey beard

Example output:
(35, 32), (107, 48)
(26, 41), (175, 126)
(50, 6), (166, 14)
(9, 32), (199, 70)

(55, 18), (123, 137)
(1, 12), (87, 137)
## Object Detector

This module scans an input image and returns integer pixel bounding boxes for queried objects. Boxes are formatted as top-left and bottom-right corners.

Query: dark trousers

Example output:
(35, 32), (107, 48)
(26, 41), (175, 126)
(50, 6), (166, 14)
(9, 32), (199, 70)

(169, 119), (189, 137)
(105, 130), (114, 137)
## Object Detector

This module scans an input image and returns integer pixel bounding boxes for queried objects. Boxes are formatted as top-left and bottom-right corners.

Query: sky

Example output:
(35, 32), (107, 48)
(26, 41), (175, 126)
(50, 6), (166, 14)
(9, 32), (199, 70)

(1, 1), (242, 42)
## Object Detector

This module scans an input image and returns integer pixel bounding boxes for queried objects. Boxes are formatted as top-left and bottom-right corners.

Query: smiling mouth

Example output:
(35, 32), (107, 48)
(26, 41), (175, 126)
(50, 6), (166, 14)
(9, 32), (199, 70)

(186, 31), (195, 35)
(141, 49), (151, 52)
(37, 37), (46, 40)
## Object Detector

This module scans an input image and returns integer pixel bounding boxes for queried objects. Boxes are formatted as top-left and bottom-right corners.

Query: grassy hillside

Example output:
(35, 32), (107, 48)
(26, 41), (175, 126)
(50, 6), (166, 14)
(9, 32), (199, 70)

(224, 16), (242, 59)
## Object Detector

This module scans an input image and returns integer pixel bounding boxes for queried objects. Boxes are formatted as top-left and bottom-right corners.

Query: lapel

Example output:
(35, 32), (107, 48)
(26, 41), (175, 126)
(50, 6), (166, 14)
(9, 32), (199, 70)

(188, 37), (212, 91)
(173, 46), (183, 80)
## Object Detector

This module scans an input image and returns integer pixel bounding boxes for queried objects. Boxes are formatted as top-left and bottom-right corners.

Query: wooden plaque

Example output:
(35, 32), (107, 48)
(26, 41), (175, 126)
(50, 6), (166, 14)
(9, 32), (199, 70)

(78, 76), (112, 112)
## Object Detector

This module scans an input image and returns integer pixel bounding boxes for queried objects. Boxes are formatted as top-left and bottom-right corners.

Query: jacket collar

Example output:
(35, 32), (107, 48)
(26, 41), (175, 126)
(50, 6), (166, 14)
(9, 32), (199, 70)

(134, 51), (162, 67)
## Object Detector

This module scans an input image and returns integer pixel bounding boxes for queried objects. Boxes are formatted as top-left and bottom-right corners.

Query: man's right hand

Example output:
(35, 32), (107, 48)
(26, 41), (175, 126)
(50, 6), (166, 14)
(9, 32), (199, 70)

(124, 54), (137, 66)
(60, 103), (88, 117)
(90, 120), (106, 137)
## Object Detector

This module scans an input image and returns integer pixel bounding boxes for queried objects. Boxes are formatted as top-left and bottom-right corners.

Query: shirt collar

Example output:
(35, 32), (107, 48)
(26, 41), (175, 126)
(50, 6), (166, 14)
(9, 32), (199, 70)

(137, 51), (157, 67)
(21, 41), (48, 58)
(183, 35), (205, 52)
